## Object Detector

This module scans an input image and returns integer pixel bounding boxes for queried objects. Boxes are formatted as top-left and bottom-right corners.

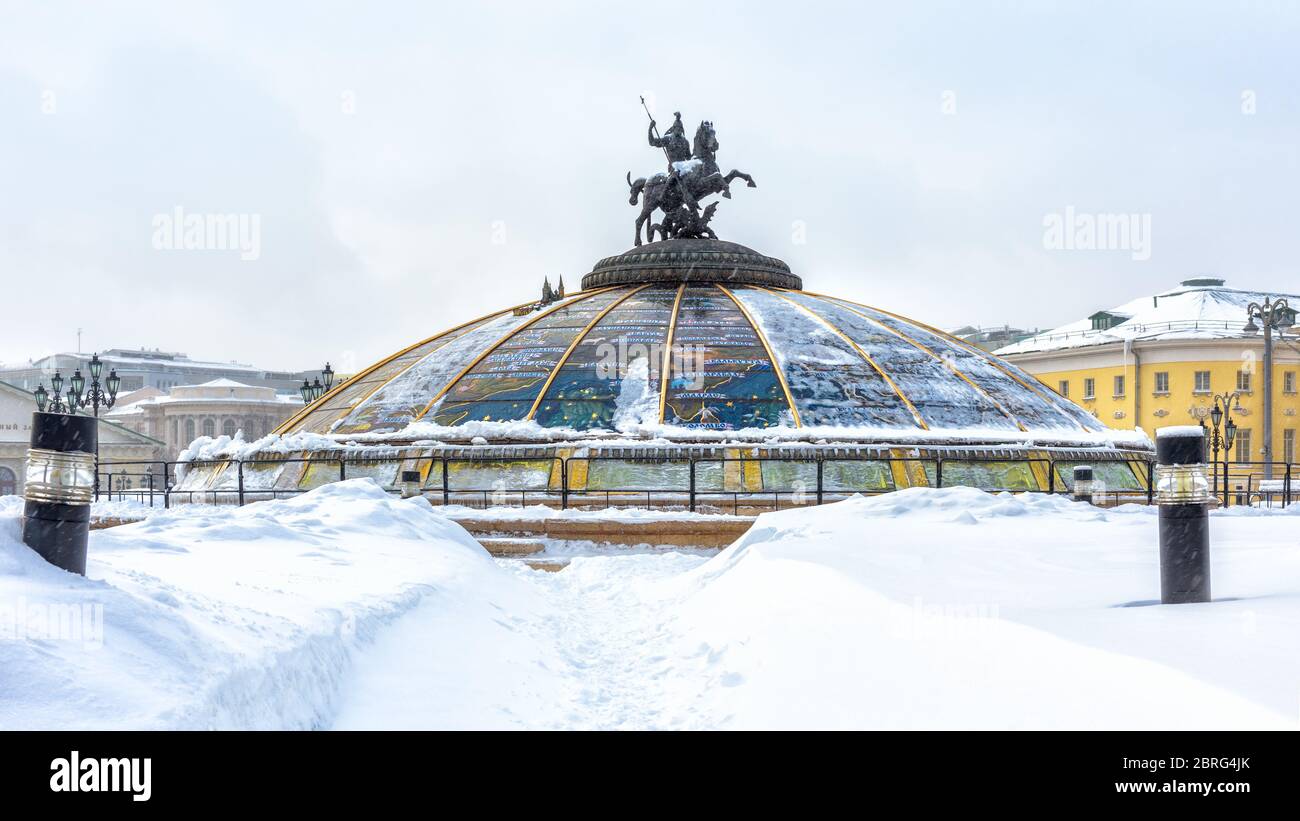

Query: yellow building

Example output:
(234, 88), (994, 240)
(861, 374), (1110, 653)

(997, 278), (1300, 467)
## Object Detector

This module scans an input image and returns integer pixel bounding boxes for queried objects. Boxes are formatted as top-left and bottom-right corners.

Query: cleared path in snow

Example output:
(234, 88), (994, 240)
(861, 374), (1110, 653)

(330, 553), (712, 730)
(330, 489), (1299, 731)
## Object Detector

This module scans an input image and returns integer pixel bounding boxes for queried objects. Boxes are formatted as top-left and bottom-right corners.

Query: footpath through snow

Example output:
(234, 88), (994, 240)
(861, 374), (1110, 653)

(3, 482), (1298, 729)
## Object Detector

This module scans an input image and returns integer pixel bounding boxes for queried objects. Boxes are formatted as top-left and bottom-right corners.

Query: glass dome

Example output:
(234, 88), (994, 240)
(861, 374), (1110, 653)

(279, 240), (1108, 444)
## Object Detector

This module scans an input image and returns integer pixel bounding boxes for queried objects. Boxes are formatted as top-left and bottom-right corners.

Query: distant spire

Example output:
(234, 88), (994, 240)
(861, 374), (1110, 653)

(541, 276), (554, 304)
(556, 276), (565, 299)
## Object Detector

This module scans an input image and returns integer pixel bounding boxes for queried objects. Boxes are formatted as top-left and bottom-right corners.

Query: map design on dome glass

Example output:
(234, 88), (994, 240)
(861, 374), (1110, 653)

(280, 261), (1106, 441)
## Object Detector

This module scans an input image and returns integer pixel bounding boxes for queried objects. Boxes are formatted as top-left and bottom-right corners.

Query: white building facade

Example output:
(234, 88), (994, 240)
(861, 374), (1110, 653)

(105, 379), (303, 459)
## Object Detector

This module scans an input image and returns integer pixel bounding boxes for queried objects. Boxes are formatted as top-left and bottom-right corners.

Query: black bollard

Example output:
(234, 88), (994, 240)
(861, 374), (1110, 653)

(1071, 465), (1094, 503)
(1154, 426), (1212, 604)
(399, 470), (422, 499)
(21, 412), (97, 575)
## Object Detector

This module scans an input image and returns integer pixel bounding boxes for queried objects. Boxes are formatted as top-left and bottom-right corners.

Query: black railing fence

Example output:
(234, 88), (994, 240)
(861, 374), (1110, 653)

(89, 453), (1300, 514)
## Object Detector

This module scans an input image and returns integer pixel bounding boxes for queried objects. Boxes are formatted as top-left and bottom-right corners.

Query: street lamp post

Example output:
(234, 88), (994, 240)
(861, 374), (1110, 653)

(1195, 391), (1239, 506)
(32, 354), (121, 497)
(299, 363), (336, 404)
(1243, 297), (1293, 480)
(1205, 391), (1239, 463)
(72, 352), (122, 419)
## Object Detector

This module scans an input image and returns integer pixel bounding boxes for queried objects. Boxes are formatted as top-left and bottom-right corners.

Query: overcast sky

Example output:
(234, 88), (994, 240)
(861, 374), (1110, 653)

(1, 1), (1297, 372)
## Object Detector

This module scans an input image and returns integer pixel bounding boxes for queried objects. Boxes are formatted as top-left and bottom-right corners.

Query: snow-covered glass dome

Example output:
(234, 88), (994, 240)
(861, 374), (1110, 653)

(174, 238), (1150, 506)
(279, 240), (1109, 444)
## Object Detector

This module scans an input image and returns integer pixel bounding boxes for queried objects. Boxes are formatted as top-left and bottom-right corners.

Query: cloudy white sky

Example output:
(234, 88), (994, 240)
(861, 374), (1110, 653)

(1, 0), (1297, 372)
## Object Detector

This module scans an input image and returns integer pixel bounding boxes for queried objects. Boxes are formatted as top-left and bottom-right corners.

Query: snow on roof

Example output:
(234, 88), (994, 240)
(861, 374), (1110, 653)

(1, 351), (265, 372)
(1155, 425), (1205, 439)
(996, 281), (1300, 356)
(197, 378), (252, 388)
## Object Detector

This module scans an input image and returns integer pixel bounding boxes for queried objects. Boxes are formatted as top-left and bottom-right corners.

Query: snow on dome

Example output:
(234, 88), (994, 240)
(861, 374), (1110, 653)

(174, 240), (1149, 502)
(269, 243), (1116, 449)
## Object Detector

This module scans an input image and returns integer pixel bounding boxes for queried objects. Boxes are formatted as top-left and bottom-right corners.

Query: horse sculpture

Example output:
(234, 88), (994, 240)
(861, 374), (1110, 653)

(626, 120), (756, 246)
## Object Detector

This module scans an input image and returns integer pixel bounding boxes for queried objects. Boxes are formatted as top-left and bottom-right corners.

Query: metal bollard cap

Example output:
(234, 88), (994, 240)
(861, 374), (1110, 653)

(29, 411), (97, 454)
(1155, 425), (1204, 466)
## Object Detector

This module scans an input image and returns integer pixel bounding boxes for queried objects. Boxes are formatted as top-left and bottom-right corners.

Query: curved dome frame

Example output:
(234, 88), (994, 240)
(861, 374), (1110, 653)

(278, 278), (1105, 443)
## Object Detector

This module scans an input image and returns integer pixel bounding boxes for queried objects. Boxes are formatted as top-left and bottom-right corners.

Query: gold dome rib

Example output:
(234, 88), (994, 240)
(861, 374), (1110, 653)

(754, 286), (928, 430)
(657, 284), (687, 424)
(817, 292), (1096, 432)
(715, 284), (802, 428)
(410, 287), (620, 423)
(525, 284), (652, 420)
(797, 291), (1027, 432)
(274, 304), (520, 435)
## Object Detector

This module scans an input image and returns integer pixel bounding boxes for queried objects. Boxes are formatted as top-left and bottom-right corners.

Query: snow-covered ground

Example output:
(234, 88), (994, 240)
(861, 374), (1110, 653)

(0, 481), (523, 729)
(3, 482), (1298, 729)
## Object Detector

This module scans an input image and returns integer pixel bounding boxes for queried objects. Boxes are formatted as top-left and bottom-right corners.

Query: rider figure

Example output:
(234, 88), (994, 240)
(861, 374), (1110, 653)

(649, 112), (698, 212)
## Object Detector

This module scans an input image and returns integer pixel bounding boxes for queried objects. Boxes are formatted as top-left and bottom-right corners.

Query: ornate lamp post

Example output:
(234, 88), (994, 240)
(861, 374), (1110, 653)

(1243, 296), (1292, 479)
(32, 354), (121, 498)
(299, 363), (335, 404)
(1197, 390), (1239, 505)
(70, 352), (122, 418)
(1205, 391), (1239, 465)
(35, 371), (73, 414)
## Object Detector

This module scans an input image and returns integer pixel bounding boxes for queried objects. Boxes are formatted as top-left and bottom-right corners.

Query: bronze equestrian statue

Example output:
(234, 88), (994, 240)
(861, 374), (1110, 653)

(626, 104), (756, 245)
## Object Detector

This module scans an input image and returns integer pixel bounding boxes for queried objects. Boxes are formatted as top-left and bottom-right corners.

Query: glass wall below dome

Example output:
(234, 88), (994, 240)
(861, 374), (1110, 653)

(170, 447), (1150, 511)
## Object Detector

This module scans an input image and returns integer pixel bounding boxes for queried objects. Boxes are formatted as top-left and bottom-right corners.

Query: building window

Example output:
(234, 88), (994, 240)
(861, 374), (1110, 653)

(1153, 371), (1169, 394)
(1285, 429), (1296, 464)
(1235, 428), (1252, 465)
(1113, 375), (1125, 397)
(1082, 378), (1095, 400)
(1057, 380), (1069, 398)
(171, 419), (179, 444)
(185, 419), (196, 444)
(1194, 371), (1211, 393)
(202, 419), (215, 438)
(1237, 370), (1252, 393)
(0, 466), (16, 496)
(1286, 372), (1296, 395)
(1089, 311), (1127, 331)
(222, 419), (237, 438)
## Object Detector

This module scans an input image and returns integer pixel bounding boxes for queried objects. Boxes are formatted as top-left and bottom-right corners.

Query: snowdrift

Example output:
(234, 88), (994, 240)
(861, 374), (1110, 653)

(654, 488), (1297, 729)
(0, 480), (533, 730)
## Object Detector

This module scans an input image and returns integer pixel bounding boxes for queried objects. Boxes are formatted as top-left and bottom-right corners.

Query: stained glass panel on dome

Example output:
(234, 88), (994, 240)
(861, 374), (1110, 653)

(784, 292), (1019, 431)
(330, 306), (548, 434)
(661, 285), (790, 429)
(533, 285), (678, 430)
(287, 311), (508, 434)
(823, 297), (1093, 432)
(730, 286), (925, 429)
(430, 289), (626, 424)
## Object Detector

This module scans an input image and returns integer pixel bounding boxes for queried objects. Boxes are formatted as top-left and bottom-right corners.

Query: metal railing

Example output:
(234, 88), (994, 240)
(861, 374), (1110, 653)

(87, 452), (1176, 513)
(89, 451), (1300, 514)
